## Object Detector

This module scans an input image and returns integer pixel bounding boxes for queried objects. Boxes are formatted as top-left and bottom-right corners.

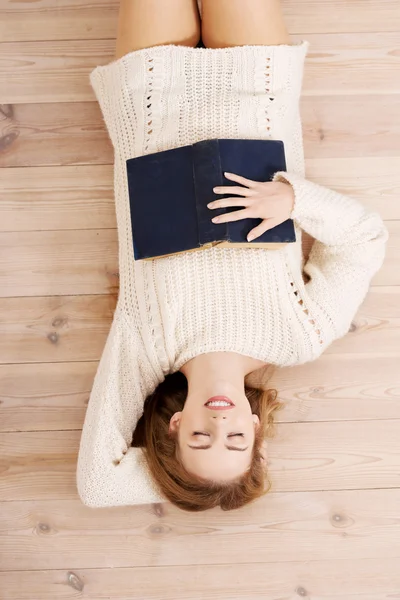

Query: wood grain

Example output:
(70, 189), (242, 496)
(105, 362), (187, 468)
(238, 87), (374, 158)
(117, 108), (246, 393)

(0, 489), (399, 570)
(305, 156), (400, 220)
(0, 40), (113, 104)
(0, 102), (112, 167)
(2, 354), (400, 433)
(327, 285), (400, 354)
(301, 94), (400, 159)
(271, 353), (400, 423)
(1, 558), (400, 599)
(2, 33), (400, 104)
(0, 287), (397, 363)
(299, 32), (400, 95)
(0, 230), (118, 297)
(1, 96), (399, 168)
(1, 157), (398, 236)
(0, 165), (115, 232)
(0, 220), (397, 298)
(1, 3), (399, 598)
(0, 295), (115, 364)
(1, 0), (400, 43)
(284, 0), (400, 34)
(0, 0), (119, 43)
(1, 420), (399, 502)
(0, 362), (97, 433)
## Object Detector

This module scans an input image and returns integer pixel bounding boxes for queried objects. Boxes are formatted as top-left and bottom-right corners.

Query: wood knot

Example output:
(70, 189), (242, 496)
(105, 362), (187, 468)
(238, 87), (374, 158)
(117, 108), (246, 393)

(318, 128), (325, 141)
(331, 512), (353, 529)
(296, 587), (308, 597)
(47, 332), (59, 344)
(349, 322), (357, 333)
(312, 386), (324, 394)
(0, 130), (19, 152)
(67, 572), (84, 592)
(152, 502), (165, 518)
(37, 522), (51, 534)
(148, 523), (171, 537)
(0, 104), (14, 119)
(52, 317), (67, 328)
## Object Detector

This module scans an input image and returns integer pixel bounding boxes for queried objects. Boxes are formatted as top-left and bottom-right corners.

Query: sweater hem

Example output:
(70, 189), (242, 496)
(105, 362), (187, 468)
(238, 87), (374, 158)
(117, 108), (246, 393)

(91, 40), (310, 79)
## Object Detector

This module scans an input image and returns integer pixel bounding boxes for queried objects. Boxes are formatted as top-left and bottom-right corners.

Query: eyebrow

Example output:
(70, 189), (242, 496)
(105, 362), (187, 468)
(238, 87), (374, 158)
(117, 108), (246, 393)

(187, 445), (249, 452)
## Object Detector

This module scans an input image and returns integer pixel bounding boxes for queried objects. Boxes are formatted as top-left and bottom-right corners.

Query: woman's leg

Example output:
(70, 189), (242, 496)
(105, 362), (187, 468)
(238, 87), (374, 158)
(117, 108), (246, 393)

(116, 0), (201, 59)
(201, 0), (290, 49)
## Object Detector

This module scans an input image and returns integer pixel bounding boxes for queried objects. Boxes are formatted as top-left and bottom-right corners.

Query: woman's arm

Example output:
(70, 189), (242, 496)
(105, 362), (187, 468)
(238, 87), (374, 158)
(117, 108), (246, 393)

(273, 171), (388, 340)
(76, 313), (164, 507)
(211, 170), (387, 344)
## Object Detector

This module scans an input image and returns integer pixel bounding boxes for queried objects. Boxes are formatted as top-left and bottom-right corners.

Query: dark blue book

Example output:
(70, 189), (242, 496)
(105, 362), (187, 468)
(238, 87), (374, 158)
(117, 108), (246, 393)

(126, 138), (294, 260)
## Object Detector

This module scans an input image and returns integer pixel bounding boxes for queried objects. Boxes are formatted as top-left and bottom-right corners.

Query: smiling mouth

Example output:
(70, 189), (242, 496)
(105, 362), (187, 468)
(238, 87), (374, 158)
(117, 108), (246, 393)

(204, 396), (235, 410)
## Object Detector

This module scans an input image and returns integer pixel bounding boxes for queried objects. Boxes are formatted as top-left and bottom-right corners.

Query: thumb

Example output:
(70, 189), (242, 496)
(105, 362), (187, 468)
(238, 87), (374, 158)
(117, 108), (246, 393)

(247, 218), (281, 242)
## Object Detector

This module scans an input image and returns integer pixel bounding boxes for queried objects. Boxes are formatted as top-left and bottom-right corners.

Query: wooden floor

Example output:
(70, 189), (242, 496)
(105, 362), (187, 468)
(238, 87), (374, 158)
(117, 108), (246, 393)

(1, 1), (400, 598)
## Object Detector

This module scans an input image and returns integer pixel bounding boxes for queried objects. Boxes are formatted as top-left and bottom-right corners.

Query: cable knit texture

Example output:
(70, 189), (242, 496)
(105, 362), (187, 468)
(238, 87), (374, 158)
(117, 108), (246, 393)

(77, 41), (387, 507)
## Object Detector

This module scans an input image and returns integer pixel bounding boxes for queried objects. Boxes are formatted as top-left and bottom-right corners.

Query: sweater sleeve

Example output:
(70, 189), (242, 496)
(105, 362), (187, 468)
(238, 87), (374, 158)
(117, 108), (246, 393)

(272, 171), (388, 341)
(76, 312), (164, 507)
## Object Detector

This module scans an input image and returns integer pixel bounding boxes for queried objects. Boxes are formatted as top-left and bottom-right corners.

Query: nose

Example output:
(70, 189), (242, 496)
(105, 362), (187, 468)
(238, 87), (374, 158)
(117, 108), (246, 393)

(211, 414), (227, 420)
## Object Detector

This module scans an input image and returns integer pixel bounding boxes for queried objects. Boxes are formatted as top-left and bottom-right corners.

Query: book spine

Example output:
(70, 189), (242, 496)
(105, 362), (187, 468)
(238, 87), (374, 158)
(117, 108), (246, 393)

(192, 139), (227, 245)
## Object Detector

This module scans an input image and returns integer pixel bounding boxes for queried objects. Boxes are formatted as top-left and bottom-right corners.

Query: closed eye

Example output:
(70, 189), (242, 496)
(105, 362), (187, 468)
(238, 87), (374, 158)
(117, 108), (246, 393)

(188, 444), (249, 451)
(193, 431), (210, 436)
(228, 433), (244, 438)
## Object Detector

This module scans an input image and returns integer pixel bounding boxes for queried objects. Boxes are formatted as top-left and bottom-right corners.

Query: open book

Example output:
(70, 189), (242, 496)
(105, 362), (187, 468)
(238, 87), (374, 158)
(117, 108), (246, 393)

(126, 138), (295, 260)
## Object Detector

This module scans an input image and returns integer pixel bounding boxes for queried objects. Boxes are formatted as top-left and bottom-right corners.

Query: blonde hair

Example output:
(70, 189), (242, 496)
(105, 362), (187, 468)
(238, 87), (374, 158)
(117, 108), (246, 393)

(132, 369), (281, 512)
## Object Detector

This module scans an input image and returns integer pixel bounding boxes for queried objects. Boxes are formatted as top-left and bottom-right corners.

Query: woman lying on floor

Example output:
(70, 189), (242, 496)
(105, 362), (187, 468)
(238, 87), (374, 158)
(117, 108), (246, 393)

(77, 0), (387, 511)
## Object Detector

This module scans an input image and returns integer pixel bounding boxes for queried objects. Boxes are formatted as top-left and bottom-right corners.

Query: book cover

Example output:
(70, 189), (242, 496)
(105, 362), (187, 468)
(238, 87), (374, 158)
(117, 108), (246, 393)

(126, 138), (294, 260)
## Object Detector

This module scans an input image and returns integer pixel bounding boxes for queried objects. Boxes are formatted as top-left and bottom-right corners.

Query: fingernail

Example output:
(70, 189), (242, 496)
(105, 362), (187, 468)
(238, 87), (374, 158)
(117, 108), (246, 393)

(224, 172), (232, 177)
(213, 187), (220, 192)
(247, 234), (255, 241)
(207, 203), (213, 208)
(212, 217), (220, 223)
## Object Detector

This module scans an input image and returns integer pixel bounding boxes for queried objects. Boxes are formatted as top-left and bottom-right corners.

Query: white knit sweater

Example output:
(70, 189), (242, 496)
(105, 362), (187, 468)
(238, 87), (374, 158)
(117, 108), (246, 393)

(77, 41), (387, 507)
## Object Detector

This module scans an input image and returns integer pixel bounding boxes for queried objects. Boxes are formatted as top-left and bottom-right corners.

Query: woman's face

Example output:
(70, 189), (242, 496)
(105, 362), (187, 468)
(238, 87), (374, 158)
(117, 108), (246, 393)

(169, 390), (259, 481)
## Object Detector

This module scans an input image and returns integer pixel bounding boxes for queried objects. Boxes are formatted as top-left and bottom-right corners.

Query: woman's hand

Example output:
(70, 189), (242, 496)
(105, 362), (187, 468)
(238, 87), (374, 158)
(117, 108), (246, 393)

(208, 171), (295, 241)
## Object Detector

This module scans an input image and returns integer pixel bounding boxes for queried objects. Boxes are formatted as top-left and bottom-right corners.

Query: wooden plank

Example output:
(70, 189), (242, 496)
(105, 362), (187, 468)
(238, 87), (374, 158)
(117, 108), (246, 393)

(1, 95), (399, 168)
(0, 102), (112, 168)
(305, 156), (400, 220)
(1, 420), (399, 502)
(0, 0), (119, 43)
(0, 165), (115, 232)
(1, 0), (400, 43)
(0, 158), (397, 235)
(301, 94), (400, 159)
(0, 223), (396, 297)
(0, 489), (400, 570)
(1, 558), (400, 600)
(271, 354), (400, 423)
(1, 158), (398, 236)
(300, 33), (400, 96)
(2, 34), (400, 104)
(0, 224), (396, 297)
(327, 286), (400, 354)
(0, 295), (115, 364)
(284, 0), (400, 34)
(2, 354), (400, 433)
(0, 230), (118, 297)
(0, 40), (113, 104)
(0, 286), (397, 366)
(0, 362), (97, 433)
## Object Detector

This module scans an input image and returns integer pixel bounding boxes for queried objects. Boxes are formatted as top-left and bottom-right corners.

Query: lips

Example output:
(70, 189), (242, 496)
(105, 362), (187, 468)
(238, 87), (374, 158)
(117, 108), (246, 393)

(204, 396), (235, 410)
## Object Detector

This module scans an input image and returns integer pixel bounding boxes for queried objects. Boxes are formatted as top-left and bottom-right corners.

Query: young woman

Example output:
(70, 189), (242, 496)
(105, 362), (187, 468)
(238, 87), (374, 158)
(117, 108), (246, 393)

(77, 0), (387, 512)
